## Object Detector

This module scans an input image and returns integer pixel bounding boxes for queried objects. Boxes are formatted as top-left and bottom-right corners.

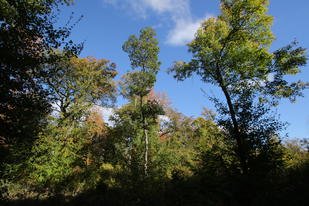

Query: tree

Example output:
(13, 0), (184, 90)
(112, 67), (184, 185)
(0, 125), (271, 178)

(0, 0), (81, 164)
(283, 138), (309, 169)
(121, 27), (162, 176)
(1, 56), (117, 198)
(46, 55), (117, 121)
(30, 56), (116, 192)
(170, 0), (307, 174)
(25, 112), (112, 197)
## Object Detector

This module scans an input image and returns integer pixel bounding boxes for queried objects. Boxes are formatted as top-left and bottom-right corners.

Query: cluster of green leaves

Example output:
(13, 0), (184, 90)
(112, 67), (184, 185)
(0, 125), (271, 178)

(46, 55), (117, 120)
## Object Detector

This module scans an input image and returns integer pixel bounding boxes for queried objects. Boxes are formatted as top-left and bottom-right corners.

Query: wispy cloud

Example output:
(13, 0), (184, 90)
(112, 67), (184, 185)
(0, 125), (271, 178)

(167, 15), (212, 46)
(103, 0), (190, 19)
(102, 0), (211, 46)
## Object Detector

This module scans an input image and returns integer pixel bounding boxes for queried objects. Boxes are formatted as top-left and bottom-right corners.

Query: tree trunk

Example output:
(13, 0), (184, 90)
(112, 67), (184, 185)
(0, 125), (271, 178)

(220, 83), (248, 174)
(144, 123), (148, 176)
(140, 95), (149, 176)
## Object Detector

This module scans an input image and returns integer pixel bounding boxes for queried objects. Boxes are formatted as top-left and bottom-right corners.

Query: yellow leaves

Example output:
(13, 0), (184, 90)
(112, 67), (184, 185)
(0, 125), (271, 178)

(188, 0), (276, 83)
(69, 56), (116, 79)
(192, 17), (229, 52)
(86, 110), (107, 138)
(100, 163), (114, 172)
(219, 0), (274, 46)
(99, 163), (121, 188)
(50, 55), (117, 115)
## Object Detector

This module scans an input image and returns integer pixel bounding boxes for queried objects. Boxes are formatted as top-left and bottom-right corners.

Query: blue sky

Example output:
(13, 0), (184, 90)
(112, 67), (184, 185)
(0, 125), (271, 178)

(59, 0), (309, 139)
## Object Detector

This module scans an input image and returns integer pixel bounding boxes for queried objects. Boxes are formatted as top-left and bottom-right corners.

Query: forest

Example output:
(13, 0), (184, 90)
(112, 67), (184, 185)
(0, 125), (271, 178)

(0, 0), (308, 205)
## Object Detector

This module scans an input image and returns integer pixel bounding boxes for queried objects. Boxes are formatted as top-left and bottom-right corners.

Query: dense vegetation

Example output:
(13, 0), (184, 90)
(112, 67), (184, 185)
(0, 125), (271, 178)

(0, 0), (308, 205)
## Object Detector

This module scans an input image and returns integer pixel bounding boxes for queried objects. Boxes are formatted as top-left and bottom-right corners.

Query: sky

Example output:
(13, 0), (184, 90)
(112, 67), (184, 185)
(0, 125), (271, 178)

(59, 0), (309, 139)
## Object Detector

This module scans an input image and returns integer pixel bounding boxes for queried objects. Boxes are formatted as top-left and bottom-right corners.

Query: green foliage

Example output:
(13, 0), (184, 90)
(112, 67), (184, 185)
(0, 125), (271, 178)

(170, 0), (307, 174)
(46, 55), (117, 120)
(24, 55), (117, 196)
(193, 117), (235, 176)
(122, 27), (160, 73)
(1, 55), (117, 198)
(120, 71), (156, 98)
(171, 0), (306, 103)
(265, 41), (308, 103)
(29, 120), (88, 194)
(121, 27), (160, 100)
(120, 27), (162, 178)
(109, 102), (166, 182)
(283, 139), (309, 169)
(0, 0), (81, 165)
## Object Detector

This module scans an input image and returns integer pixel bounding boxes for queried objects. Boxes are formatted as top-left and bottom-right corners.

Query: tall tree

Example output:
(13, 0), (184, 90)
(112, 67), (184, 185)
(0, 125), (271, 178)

(121, 27), (161, 176)
(0, 0), (81, 163)
(170, 0), (307, 174)
(4, 56), (117, 197)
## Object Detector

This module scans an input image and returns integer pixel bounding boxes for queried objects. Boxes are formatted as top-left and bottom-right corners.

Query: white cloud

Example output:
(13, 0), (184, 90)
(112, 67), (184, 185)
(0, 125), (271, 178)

(102, 0), (211, 46)
(103, 0), (190, 18)
(166, 15), (212, 46)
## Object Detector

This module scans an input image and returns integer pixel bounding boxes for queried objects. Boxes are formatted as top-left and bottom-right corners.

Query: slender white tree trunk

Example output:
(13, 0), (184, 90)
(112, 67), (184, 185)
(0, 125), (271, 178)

(144, 125), (148, 176)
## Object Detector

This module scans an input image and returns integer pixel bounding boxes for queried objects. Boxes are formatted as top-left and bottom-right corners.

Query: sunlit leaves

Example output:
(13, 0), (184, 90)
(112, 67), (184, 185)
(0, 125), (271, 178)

(122, 27), (160, 73)
(46, 55), (117, 120)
